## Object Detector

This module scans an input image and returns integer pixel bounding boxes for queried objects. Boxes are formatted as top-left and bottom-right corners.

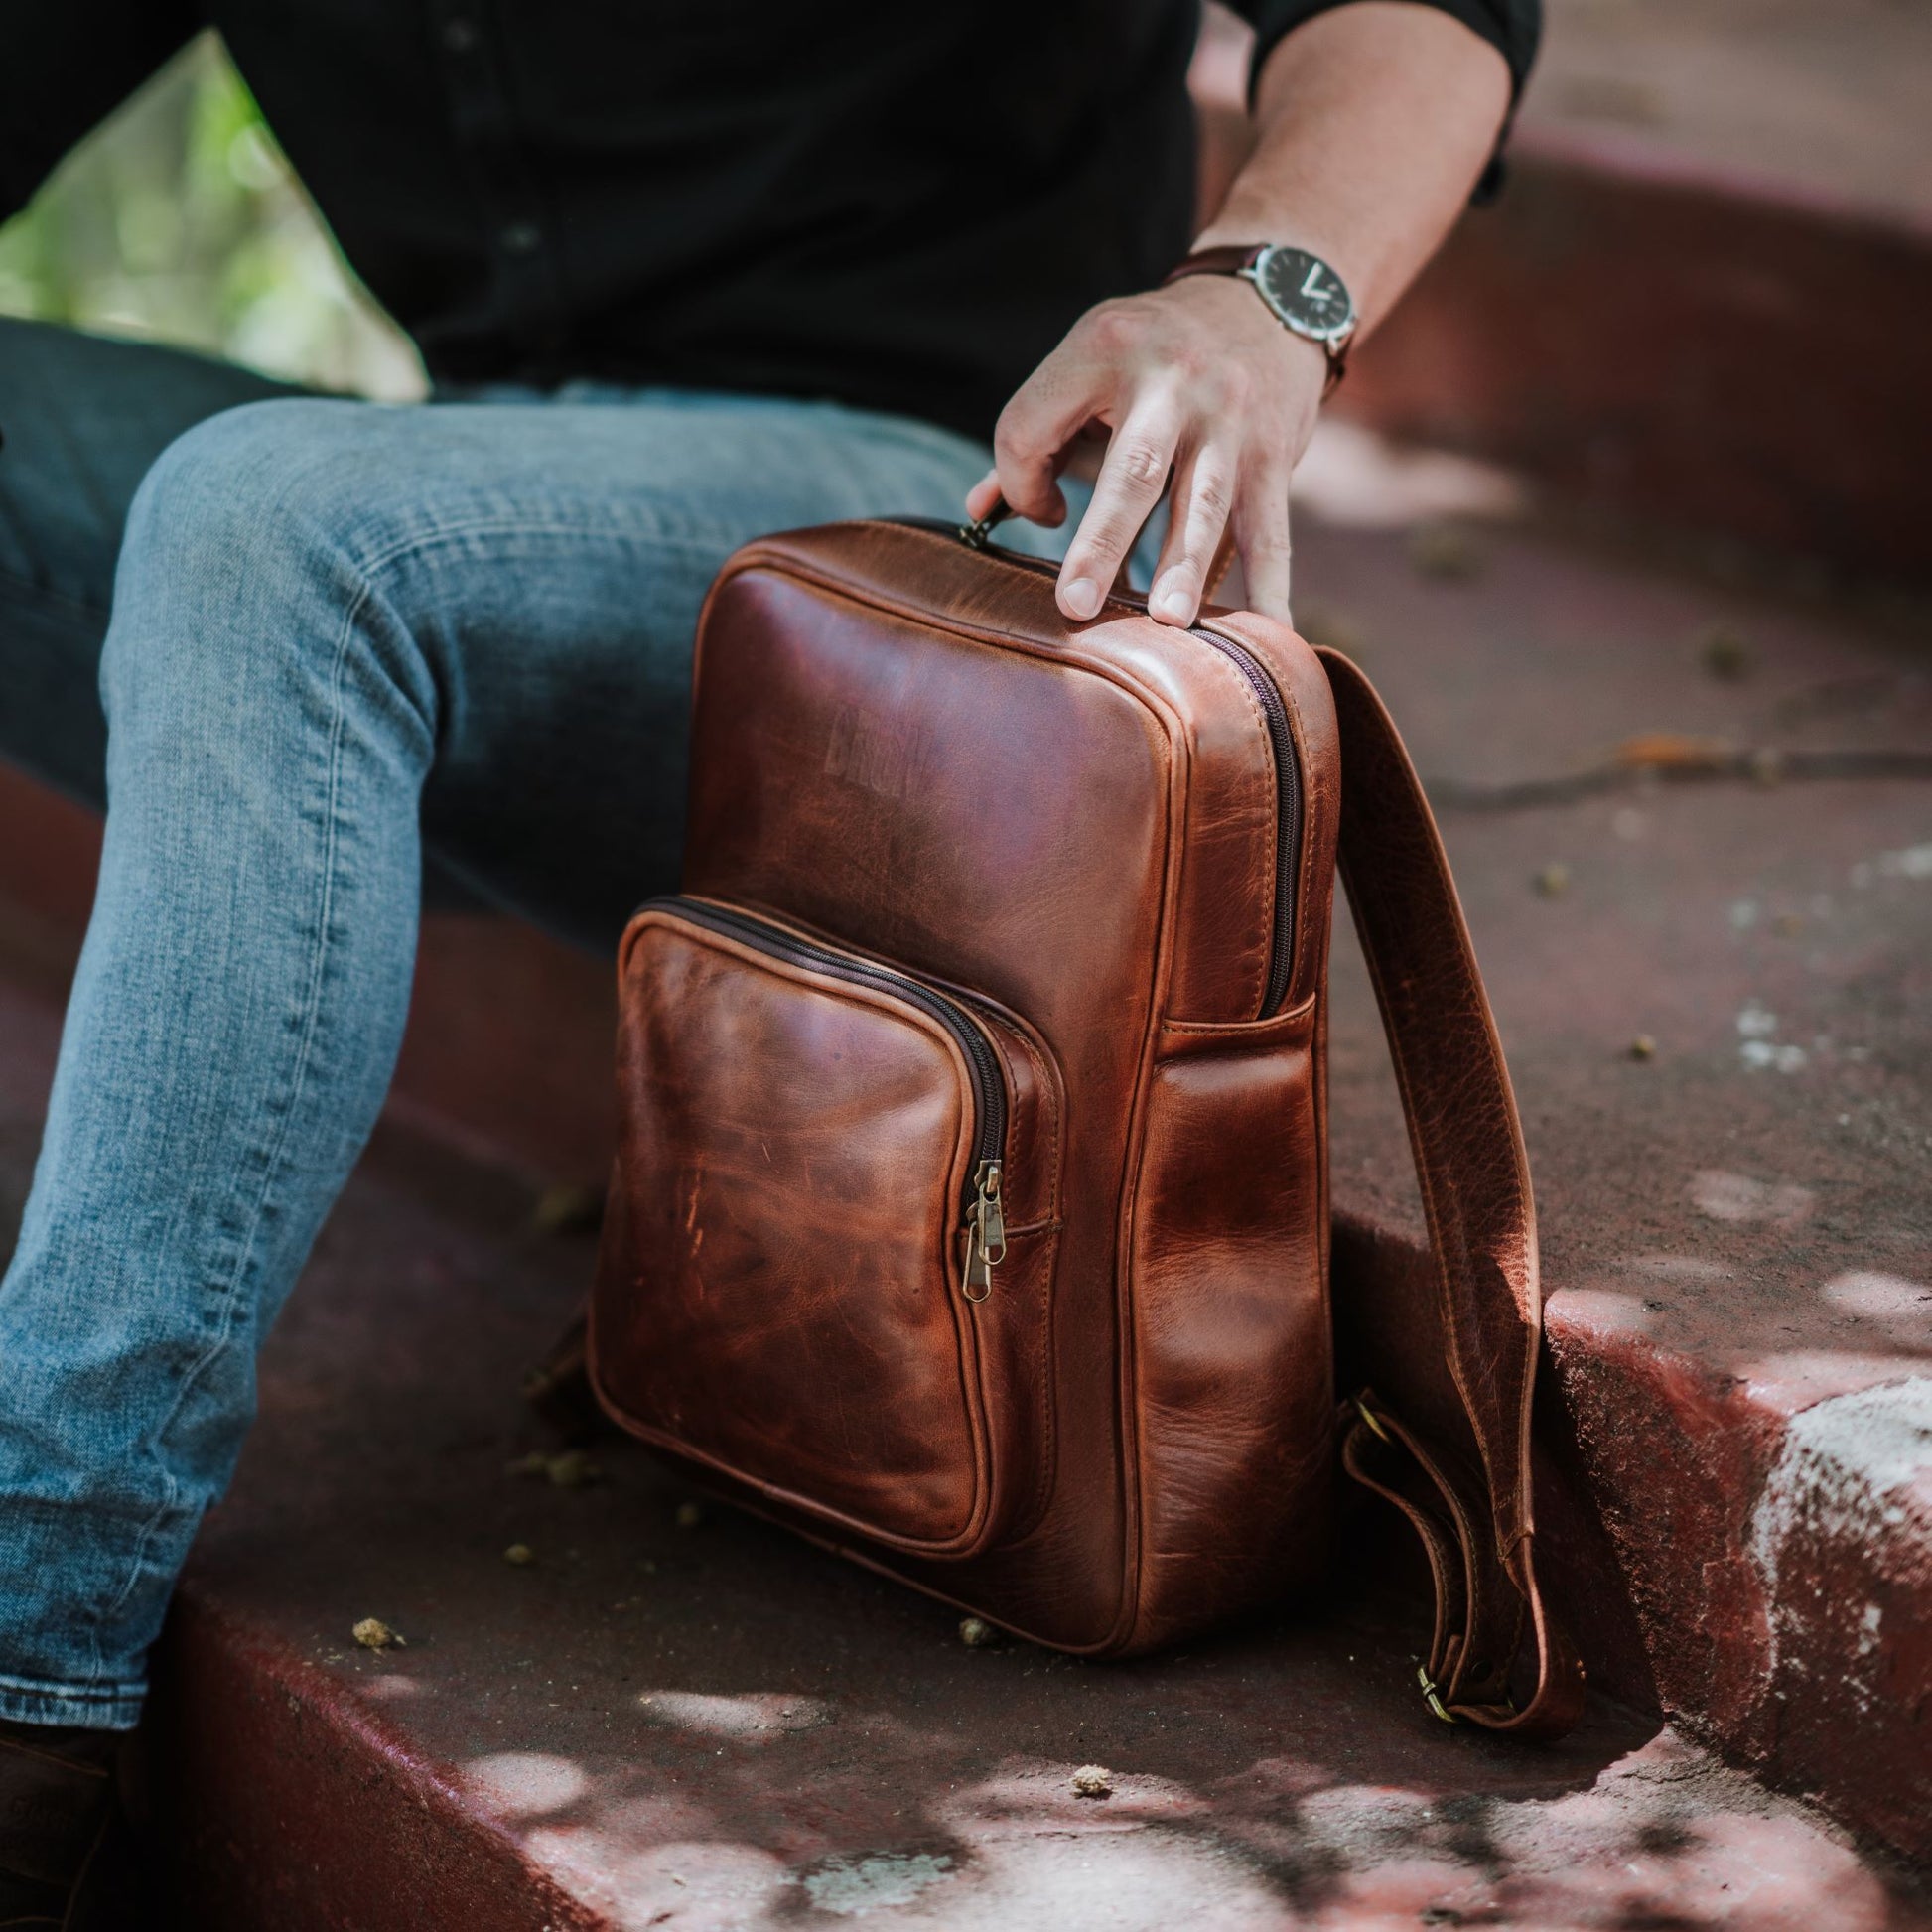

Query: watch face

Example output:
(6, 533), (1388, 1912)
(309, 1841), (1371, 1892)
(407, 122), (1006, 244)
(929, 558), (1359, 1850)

(1255, 246), (1355, 342)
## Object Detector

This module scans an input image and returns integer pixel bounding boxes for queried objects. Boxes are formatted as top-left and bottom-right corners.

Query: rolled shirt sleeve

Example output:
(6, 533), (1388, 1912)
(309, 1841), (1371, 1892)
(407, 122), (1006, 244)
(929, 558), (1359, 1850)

(1226, 0), (1540, 199)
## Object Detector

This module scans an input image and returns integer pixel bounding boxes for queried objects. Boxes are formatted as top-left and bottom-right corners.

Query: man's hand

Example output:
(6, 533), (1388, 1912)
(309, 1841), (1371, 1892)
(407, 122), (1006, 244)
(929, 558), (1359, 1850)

(966, 0), (1517, 631)
(966, 273), (1325, 628)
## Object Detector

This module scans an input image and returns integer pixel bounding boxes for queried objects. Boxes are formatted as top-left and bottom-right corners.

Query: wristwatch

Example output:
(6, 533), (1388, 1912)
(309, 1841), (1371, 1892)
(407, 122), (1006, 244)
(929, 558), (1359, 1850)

(1163, 243), (1357, 395)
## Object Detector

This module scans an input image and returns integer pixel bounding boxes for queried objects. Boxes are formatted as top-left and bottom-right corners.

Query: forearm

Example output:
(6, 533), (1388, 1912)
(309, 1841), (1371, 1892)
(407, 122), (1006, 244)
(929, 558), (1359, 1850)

(976, 1), (1521, 625)
(1196, 1), (1513, 338)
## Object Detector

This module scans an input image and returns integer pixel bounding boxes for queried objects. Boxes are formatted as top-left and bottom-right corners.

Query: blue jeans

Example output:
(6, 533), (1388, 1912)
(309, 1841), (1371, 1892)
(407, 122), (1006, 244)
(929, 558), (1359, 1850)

(0, 319), (1040, 1728)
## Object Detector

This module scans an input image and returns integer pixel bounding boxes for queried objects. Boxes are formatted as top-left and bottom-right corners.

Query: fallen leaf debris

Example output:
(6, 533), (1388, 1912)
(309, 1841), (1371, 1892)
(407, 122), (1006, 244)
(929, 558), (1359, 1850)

(508, 1449), (603, 1489)
(1697, 623), (1752, 681)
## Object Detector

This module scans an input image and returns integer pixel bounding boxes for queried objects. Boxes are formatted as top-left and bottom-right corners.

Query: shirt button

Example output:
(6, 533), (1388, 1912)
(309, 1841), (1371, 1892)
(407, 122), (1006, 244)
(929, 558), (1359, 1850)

(499, 221), (542, 255)
(442, 17), (479, 51)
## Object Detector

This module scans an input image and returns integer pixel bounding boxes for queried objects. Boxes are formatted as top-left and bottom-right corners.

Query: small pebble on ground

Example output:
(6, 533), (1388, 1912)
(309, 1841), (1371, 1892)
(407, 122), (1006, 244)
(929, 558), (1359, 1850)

(1629, 1035), (1657, 1061)
(530, 1181), (606, 1236)
(351, 1617), (403, 1651)
(674, 1501), (706, 1529)
(1697, 622), (1752, 681)
(958, 1616), (999, 1648)
(1533, 862), (1570, 897)
(1409, 522), (1481, 581)
(1071, 1765), (1114, 1799)
(508, 1449), (602, 1488)
(503, 1543), (535, 1566)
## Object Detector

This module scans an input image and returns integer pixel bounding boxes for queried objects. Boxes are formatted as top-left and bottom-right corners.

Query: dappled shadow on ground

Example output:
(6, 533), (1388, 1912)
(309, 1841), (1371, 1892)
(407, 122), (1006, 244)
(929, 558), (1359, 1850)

(0, 958), (1921, 1929)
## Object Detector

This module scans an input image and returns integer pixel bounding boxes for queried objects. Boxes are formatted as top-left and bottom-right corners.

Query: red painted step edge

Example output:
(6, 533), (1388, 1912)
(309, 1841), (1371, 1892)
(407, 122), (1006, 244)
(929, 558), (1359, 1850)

(8, 749), (1931, 1863)
(1335, 1216), (1932, 1865)
(1343, 128), (1932, 587)
(145, 1589), (602, 1932)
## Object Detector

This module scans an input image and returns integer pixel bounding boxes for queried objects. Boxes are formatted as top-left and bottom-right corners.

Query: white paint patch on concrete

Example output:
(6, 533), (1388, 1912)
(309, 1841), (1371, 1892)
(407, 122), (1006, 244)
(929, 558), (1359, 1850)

(1549, 1288), (1662, 1337)
(1747, 1376), (1932, 1698)
(1850, 842), (1932, 889)
(1290, 417), (1528, 528)
(1741, 1038), (1810, 1072)
(507, 1731), (1904, 1930)
(1820, 1271), (1932, 1347)
(1691, 1170), (1814, 1226)
(360, 1672), (424, 1702)
(1734, 1001), (1810, 1072)
(801, 1853), (955, 1917)
(636, 1690), (833, 1738)
(528, 1833), (790, 1932)
(1880, 843), (1932, 881)
(461, 1751), (589, 1819)
(1859, 1602), (1883, 1656)
(876, 1822), (1287, 1930)
(1625, 1253), (1733, 1285)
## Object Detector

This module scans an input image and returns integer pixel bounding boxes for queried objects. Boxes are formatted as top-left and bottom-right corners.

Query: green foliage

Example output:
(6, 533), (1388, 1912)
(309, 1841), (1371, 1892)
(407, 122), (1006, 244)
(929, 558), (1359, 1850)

(0, 34), (423, 398)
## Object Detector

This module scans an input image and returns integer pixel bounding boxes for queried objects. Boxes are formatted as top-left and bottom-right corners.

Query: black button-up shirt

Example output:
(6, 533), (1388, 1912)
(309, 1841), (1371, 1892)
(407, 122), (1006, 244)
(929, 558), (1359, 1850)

(2, 2), (1537, 441)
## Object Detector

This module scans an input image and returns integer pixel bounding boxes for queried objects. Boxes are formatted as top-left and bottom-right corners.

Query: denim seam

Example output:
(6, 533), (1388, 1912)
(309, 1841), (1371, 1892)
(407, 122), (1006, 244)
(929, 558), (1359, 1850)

(82, 509), (732, 1691)
(337, 508), (756, 582)
(0, 1668), (145, 1704)
(88, 537), (380, 1693)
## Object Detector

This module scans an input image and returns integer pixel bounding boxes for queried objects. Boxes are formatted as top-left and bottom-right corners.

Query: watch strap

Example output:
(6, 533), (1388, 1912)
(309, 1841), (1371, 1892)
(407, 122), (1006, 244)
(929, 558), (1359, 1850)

(1164, 245), (1351, 397)
(1164, 243), (1266, 280)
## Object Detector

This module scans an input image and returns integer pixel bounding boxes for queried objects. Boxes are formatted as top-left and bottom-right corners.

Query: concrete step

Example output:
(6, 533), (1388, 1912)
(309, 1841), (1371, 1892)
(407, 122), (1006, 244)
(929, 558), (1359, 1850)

(0, 973), (1924, 1930)
(1192, 1), (1932, 590)
(1298, 503), (1932, 1861)
(2, 12), (1923, 1916)
(2, 486), (1928, 1917)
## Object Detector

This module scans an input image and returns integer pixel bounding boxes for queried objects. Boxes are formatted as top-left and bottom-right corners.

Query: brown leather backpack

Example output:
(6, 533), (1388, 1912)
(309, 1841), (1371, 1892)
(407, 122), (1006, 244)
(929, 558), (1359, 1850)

(588, 509), (1585, 1738)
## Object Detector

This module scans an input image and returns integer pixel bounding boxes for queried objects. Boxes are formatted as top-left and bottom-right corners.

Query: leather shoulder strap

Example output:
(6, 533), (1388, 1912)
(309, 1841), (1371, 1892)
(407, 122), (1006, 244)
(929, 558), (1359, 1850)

(1316, 645), (1586, 1739)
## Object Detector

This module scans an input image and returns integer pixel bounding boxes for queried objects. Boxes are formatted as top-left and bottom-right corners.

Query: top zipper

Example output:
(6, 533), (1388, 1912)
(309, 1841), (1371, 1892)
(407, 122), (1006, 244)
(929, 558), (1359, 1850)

(644, 895), (1009, 1294)
(1193, 625), (1301, 1014)
(889, 517), (1301, 1015)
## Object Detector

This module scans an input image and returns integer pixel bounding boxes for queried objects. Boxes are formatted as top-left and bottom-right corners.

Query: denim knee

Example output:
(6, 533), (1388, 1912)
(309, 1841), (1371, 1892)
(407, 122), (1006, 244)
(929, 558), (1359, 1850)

(101, 399), (440, 769)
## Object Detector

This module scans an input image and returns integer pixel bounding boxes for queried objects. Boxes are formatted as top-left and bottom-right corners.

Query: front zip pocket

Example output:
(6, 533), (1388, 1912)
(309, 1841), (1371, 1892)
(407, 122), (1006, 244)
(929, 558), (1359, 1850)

(590, 896), (1062, 1558)
(660, 897), (1015, 1302)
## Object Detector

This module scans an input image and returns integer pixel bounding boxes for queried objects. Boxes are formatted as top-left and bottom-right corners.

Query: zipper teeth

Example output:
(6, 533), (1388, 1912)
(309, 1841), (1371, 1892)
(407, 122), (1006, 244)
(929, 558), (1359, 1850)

(888, 519), (1301, 1017)
(1189, 625), (1301, 1014)
(646, 896), (1006, 1176)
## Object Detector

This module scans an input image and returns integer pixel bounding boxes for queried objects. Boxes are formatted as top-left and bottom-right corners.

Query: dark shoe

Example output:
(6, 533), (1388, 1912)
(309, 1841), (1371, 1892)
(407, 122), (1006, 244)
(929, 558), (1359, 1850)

(0, 1718), (115, 1929)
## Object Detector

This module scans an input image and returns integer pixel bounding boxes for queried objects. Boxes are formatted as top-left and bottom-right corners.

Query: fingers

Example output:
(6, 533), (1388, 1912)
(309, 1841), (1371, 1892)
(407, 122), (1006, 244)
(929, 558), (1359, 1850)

(1056, 409), (1177, 621)
(1233, 468), (1295, 621)
(987, 351), (1102, 529)
(964, 470), (1005, 523)
(1147, 441), (1238, 626)
(976, 282), (1318, 623)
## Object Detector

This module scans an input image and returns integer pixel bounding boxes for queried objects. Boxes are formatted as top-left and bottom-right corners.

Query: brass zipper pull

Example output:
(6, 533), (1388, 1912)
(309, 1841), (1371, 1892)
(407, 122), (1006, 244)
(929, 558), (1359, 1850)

(962, 1161), (1005, 1302)
(976, 1161), (1006, 1260)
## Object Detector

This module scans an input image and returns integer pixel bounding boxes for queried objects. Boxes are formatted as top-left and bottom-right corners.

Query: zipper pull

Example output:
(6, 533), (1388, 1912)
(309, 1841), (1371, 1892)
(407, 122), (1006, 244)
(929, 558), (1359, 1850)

(976, 1161), (1007, 1262)
(961, 1161), (1006, 1303)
